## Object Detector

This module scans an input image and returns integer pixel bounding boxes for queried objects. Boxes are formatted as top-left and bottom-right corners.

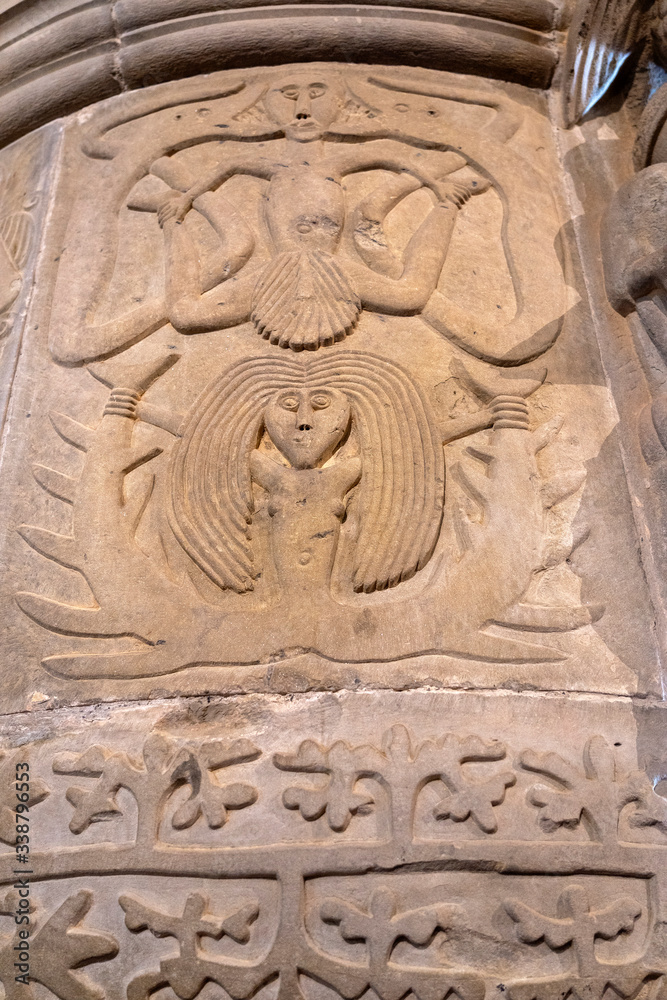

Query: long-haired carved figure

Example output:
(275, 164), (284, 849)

(17, 349), (604, 678)
(169, 351), (445, 598)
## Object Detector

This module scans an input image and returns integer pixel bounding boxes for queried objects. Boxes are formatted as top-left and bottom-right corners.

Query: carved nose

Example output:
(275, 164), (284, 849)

(295, 91), (312, 119)
(296, 401), (313, 431)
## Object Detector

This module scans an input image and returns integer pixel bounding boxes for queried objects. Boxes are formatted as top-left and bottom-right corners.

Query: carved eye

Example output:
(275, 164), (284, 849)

(281, 86), (299, 101)
(310, 394), (331, 409)
(280, 395), (299, 411)
(309, 84), (327, 99)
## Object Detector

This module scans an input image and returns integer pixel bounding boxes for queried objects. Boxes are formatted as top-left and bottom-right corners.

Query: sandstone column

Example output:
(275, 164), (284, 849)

(0, 1), (666, 997)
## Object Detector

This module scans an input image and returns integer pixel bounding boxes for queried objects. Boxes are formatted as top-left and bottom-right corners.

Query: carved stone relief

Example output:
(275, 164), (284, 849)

(0, 127), (57, 431)
(0, 42), (665, 1000)
(0, 690), (664, 1000)
(47, 67), (568, 368)
(0, 63), (655, 706)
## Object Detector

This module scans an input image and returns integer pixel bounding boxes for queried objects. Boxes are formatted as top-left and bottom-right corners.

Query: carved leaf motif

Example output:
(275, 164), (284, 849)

(430, 734), (516, 834)
(274, 738), (384, 832)
(120, 891), (258, 944)
(506, 898), (579, 951)
(434, 771), (517, 833)
(383, 725), (517, 835)
(65, 784), (121, 830)
(0, 751), (49, 845)
(505, 884), (641, 978)
(316, 885), (478, 1000)
(172, 780), (258, 830)
(0, 889), (118, 1000)
(120, 892), (259, 999)
(527, 784), (584, 829)
(321, 886), (463, 962)
(53, 744), (143, 834)
(520, 748), (583, 830)
(520, 736), (667, 842)
(53, 734), (261, 837)
(170, 738), (261, 830)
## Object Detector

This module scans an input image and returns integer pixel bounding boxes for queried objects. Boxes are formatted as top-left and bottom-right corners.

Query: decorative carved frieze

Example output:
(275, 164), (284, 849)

(0, 712), (664, 1000)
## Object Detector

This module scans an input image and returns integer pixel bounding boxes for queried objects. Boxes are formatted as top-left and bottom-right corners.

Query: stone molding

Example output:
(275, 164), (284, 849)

(0, 0), (559, 150)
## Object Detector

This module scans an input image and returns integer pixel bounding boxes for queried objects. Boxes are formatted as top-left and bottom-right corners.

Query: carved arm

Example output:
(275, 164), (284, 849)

(441, 398), (529, 445)
(158, 155), (278, 225)
(331, 140), (481, 204)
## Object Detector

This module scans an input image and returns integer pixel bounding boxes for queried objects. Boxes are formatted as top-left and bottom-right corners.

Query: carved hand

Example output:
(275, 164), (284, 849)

(157, 191), (193, 227)
(436, 179), (473, 208)
(103, 388), (140, 420)
(436, 172), (491, 208)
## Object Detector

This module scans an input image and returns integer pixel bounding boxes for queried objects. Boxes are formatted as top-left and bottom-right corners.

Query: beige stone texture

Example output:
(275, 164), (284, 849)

(0, 689), (665, 999)
(0, 1), (667, 996)
(0, 64), (657, 708)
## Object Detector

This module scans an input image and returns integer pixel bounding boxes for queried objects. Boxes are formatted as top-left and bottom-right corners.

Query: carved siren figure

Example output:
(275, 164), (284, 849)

(20, 67), (594, 678)
(17, 351), (602, 678)
(48, 69), (569, 366)
(169, 352), (447, 597)
(154, 74), (485, 351)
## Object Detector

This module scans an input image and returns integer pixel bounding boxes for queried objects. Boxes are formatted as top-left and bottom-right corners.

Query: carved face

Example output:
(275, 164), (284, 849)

(264, 76), (344, 141)
(264, 387), (351, 469)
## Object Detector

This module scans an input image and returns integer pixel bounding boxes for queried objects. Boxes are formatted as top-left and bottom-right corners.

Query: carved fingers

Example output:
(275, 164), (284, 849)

(437, 179), (474, 208)
(157, 192), (192, 228)
(436, 172), (490, 208)
(103, 388), (141, 420)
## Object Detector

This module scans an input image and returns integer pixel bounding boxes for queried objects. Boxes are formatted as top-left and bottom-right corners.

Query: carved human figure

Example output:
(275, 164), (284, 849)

(251, 388), (360, 598)
(19, 348), (601, 677)
(167, 351), (529, 599)
(49, 70), (570, 366)
(154, 72), (486, 350)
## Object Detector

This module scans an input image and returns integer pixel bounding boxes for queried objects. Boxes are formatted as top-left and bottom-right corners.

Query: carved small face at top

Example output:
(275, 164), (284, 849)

(264, 76), (344, 141)
(264, 387), (351, 469)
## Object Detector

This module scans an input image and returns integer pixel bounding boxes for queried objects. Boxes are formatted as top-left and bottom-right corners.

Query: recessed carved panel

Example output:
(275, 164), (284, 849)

(0, 64), (655, 704)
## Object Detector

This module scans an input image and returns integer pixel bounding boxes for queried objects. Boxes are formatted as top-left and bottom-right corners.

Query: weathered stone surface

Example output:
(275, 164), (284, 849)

(0, 126), (59, 433)
(0, 1), (559, 149)
(1, 2), (667, 996)
(0, 690), (665, 999)
(0, 64), (656, 709)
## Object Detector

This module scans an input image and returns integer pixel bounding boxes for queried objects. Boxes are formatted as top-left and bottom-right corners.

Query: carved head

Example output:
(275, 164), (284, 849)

(264, 74), (345, 141)
(169, 352), (444, 595)
(264, 387), (350, 469)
